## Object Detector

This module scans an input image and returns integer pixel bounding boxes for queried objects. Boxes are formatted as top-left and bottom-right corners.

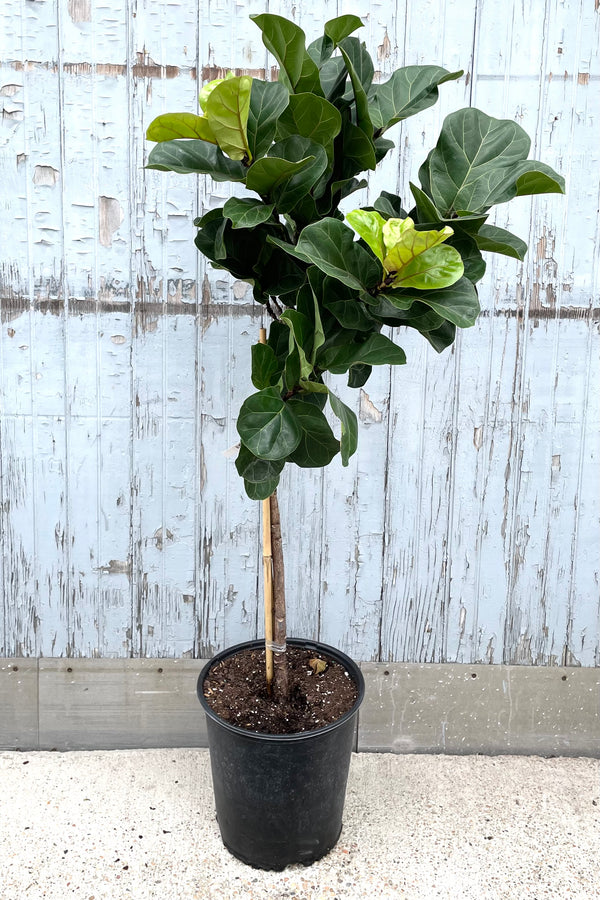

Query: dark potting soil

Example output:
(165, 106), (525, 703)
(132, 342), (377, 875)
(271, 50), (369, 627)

(203, 647), (359, 735)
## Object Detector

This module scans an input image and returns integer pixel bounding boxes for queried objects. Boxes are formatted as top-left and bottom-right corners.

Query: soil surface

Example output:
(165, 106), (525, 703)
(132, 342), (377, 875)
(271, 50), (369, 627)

(202, 647), (359, 735)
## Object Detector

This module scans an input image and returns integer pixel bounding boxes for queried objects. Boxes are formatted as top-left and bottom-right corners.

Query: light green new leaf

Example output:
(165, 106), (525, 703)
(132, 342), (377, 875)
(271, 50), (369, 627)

(146, 140), (247, 182)
(473, 224), (527, 260)
(270, 218), (382, 291)
(382, 217), (455, 272)
(287, 400), (340, 468)
(223, 197), (275, 229)
(206, 75), (253, 161)
(237, 387), (302, 460)
(247, 80), (290, 159)
(146, 112), (217, 144)
(420, 108), (565, 215)
(199, 72), (235, 112)
(251, 13), (307, 89)
(329, 393), (358, 466)
(389, 243), (464, 290)
(346, 209), (387, 262)
(369, 66), (462, 132)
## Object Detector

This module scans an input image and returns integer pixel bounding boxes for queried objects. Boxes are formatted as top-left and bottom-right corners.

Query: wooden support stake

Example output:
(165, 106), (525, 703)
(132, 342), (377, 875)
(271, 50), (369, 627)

(259, 327), (274, 693)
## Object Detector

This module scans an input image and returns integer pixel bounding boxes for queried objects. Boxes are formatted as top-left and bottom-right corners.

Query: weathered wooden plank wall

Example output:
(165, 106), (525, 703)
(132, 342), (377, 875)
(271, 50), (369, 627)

(0, 0), (598, 664)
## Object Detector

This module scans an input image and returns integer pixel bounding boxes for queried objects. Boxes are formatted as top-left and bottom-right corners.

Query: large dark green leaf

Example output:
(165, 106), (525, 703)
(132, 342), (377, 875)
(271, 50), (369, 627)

(473, 224), (528, 260)
(420, 108), (565, 215)
(287, 399), (340, 467)
(323, 333), (406, 373)
(206, 75), (252, 161)
(244, 476), (280, 500)
(281, 309), (314, 379)
(329, 393), (358, 466)
(347, 364), (372, 388)
(223, 197), (275, 229)
(276, 93), (342, 160)
(373, 191), (408, 219)
(247, 81), (290, 159)
(237, 387), (302, 460)
(236, 443), (285, 483)
(246, 154), (313, 198)
(445, 230), (486, 284)
(402, 277), (481, 328)
(251, 14), (306, 88)
(340, 119), (377, 177)
(251, 342), (282, 390)
(324, 14), (364, 46)
(267, 137), (329, 213)
(270, 218), (382, 291)
(423, 320), (456, 353)
(371, 298), (444, 331)
(369, 66), (462, 132)
(146, 140), (246, 181)
(339, 37), (373, 136)
(319, 56), (348, 101)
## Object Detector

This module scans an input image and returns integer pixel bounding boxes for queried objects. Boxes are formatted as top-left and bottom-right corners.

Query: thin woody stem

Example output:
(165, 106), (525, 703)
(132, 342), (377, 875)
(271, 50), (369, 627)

(269, 490), (289, 701)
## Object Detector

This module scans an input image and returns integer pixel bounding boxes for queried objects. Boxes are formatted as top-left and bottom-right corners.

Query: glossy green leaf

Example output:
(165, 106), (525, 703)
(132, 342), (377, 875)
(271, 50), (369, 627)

(446, 231), (486, 284)
(295, 52), (324, 96)
(369, 66), (462, 132)
(382, 217), (454, 271)
(371, 297), (444, 331)
(236, 443), (285, 483)
(247, 81), (290, 159)
(390, 243), (464, 290)
(251, 14), (307, 89)
(206, 75), (252, 161)
(324, 14), (364, 46)
(473, 224), (528, 260)
(347, 364), (372, 389)
(420, 108), (565, 215)
(287, 400), (339, 467)
(237, 387), (302, 460)
(244, 476), (279, 500)
(319, 56), (348, 101)
(339, 38), (373, 136)
(329, 393), (358, 466)
(267, 137), (329, 213)
(423, 320), (456, 352)
(146, 140), (246, 181)
(246, 154), (313, 197)
(270, 218), (382, 291)
(409, 182), (442, 223)
(325, 333), (406, 373)
(307, 35), (334, 66)
(373, 191), (408, 219)
(276, 94), (342, 157)
(340, 119), (377, 177)
(281, 309), (314, 380)
(410, 277), (480, 327)
(251, 342), (282, 390)
(223, 197), (275, 229)
(146, 112), (217, 144)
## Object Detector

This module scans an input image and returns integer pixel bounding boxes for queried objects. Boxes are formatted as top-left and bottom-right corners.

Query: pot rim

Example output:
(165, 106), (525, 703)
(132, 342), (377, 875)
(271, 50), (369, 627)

(197, 637), (365, 743)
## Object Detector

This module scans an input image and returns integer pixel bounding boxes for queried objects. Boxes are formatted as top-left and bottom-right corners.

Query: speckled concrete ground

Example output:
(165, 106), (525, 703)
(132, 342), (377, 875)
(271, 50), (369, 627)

(1, 750), (598, 900)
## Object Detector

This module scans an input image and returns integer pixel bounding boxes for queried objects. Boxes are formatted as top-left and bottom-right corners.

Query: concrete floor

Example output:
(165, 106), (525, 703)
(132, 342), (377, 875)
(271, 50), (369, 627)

(1, 750), (598, 900)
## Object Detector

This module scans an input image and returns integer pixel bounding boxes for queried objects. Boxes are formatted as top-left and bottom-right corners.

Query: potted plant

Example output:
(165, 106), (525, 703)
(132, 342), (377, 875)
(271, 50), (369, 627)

(146, 12), (564, 870)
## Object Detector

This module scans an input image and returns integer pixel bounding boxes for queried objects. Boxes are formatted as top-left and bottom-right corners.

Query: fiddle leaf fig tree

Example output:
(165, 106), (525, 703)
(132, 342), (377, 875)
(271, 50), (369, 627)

(146, 12), (564, 699)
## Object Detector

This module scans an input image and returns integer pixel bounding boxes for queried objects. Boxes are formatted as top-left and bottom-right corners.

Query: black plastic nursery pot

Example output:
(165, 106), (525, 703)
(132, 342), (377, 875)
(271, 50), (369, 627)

(197, 638), (365, 871)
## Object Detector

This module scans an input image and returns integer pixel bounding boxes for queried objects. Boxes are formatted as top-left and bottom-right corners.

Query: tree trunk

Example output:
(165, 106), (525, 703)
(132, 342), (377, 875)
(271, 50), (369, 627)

(269, 490), (289, 701)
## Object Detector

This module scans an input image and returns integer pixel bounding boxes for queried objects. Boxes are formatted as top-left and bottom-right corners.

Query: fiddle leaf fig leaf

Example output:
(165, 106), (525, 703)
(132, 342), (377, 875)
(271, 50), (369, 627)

(423, 320), (457, 353)
(473, 224), (528, 260)
(325, 333), (406, 373)
(146, 140), (247, 181)
(346, 209), (387, 262)
(267, 137), (329, 213)
(339, 38), (373, 136)
(223, 197), (275, 229)
(244, 476), (280, 500)
(251, 342), (282, 390)
(236, 443), (285, 483)
(237, 387), (302, 460)
(247, 81), (290, 159)
(389, 243), (464, 290)
(270, 218), (382, 291)
(206, 75), (253, 161)
(281, 309), (314, 380)
(146, 112), (217, 144)
(324, 14), (364, 46)
(405, 277), (480, 327)
(420, 108), (565, 215)
(329, 393), (358, 466)
(276, 94), (342, 158)
(369, 66), (463, 132)
(287, 400), (340, 467)
(246, 155), (314, 198)
(199, 72), (235, 112)
(250, 13), (307, 89)
(373, 191), (408, 219)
